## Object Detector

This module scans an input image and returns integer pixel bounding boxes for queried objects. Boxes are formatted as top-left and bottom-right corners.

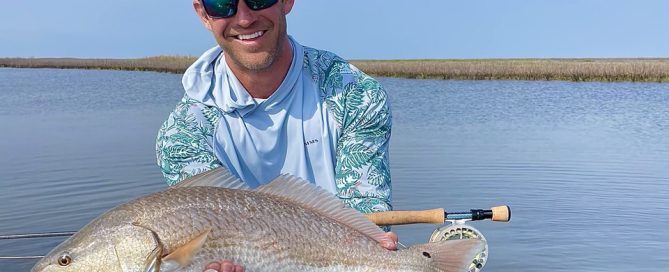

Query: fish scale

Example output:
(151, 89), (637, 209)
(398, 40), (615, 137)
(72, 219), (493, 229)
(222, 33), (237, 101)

(32, 170), (482, 272)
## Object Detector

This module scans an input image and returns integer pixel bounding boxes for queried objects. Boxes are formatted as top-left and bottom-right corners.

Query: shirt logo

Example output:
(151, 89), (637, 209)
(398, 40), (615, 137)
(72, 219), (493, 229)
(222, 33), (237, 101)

(304, 139), (319, 146)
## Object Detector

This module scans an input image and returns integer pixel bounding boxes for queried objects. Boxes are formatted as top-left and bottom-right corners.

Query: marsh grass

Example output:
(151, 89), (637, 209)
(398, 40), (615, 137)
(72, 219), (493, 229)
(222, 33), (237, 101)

(0, 56), (195, 74)
(350, 59), (669, 82)
(1, 57), (668, 82)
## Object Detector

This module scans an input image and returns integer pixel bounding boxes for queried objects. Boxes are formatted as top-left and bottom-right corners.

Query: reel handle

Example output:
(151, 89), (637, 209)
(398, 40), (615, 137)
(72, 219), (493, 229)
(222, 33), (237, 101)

(365, 206), (511, 225)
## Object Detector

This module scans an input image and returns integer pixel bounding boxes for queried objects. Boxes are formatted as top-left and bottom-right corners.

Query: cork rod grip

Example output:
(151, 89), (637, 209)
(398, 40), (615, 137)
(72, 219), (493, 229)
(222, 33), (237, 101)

(491, 205), (511, 222)
(365, 208), (445, 226)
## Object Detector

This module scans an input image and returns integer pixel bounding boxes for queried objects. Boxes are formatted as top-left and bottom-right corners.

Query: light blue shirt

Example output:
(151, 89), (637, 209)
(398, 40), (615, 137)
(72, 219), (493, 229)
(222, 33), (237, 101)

(157, 37), (393, 213)
(182, 37), (338, 192)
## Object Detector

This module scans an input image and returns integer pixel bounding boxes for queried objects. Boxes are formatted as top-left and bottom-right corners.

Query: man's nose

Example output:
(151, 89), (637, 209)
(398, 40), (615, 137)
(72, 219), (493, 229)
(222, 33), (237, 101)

(234, 1), (259, 27)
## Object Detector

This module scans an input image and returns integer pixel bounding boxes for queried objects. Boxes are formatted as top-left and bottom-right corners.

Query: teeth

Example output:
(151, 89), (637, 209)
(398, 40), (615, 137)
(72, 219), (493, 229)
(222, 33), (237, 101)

(237, 31), (264, 40)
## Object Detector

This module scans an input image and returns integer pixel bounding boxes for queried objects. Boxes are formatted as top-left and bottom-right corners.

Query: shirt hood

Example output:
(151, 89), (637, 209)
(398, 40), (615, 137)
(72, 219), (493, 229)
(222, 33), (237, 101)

(182, 36), (303, 116)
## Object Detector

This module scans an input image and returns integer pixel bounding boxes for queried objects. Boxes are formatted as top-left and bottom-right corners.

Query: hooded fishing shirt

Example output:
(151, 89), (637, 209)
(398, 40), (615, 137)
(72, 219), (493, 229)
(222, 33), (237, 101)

(156, 37), (391, 213)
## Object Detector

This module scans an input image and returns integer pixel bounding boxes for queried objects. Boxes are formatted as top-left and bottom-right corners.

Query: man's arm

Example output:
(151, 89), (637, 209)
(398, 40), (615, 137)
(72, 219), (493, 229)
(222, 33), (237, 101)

(331, 68), (393, 214)
(156, 95), (222, 185)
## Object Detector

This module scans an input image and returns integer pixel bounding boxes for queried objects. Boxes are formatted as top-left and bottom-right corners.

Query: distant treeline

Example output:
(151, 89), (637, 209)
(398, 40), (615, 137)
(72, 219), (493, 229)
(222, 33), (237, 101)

(1, 56), (668, 82)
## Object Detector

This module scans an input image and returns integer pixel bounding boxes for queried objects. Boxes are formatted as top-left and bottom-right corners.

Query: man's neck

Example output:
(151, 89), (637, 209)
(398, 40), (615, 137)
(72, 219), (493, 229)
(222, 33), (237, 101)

(226, 39), (294, 99)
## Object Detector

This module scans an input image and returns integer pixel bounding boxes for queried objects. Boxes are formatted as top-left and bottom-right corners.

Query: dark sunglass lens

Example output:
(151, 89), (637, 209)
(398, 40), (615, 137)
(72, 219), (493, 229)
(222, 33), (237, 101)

(245, 0), (278, 10)
(202, 0), (237, 18)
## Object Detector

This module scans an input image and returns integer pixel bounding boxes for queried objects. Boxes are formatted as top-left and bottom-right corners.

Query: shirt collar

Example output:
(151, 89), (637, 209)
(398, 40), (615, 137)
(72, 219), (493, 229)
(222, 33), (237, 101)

(182, 36), (304, 117)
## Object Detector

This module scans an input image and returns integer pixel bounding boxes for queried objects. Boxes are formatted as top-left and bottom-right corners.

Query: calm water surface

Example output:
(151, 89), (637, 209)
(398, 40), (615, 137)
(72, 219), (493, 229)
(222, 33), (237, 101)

(0, 68), (667, 271)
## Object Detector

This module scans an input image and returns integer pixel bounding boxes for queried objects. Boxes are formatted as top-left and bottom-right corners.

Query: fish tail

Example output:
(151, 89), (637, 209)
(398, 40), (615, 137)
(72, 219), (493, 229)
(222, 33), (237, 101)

(410, 239), (485, 272)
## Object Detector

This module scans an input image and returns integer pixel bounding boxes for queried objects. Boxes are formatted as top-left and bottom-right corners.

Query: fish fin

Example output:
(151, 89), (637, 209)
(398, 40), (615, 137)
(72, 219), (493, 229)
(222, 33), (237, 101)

(158, 260), (180, 272)
(411, 239), (485, 272)
(175, 167), (249, 189)
(256, 174), (393, 246)
(143, 246), (162, 272)
(161, 228), (212, 268)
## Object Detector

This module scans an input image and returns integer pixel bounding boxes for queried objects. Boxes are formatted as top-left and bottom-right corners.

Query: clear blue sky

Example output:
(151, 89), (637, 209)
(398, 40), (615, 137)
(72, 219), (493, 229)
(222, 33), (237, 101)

(1, 0), (667, 59)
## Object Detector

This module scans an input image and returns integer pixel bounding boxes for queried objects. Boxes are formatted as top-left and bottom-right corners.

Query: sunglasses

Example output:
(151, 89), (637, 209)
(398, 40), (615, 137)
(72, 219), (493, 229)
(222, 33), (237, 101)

(201, 0), (279, 19)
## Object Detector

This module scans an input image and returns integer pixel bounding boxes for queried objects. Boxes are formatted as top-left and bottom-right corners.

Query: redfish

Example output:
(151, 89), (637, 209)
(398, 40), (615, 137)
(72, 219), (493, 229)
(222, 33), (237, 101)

(32, 168), (482, 272)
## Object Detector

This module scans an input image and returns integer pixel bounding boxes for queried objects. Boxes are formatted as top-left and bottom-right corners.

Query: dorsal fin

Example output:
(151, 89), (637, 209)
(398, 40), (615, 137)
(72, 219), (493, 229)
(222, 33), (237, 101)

(175, 167), (249, 189)
(256, 174), (393, 246)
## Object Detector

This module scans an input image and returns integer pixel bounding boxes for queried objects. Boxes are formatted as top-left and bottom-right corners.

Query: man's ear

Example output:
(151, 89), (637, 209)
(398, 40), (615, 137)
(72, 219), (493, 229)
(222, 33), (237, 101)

(193, 0), (213, 31)
(282, 0), (295, 15)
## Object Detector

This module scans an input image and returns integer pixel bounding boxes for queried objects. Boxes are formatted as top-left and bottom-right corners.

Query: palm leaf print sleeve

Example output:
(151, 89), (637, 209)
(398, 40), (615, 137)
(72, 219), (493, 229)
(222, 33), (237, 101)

(156, 95), (222, 186)
(334, 67), (393, 214)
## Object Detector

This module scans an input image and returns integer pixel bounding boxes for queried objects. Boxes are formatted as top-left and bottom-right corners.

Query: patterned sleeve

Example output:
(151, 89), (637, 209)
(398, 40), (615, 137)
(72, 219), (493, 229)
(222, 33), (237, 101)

(332, 66), (393, 214)
(155, 95), (223, 186)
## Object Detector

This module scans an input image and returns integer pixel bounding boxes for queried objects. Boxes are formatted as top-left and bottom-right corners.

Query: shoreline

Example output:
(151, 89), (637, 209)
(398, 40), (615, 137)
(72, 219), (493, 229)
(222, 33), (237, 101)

(1, 57), (668, 82)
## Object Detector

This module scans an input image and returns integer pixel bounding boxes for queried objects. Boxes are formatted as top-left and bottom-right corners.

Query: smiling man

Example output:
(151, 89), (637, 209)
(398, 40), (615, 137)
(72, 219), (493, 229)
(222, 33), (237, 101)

(156, 1), (395, 271)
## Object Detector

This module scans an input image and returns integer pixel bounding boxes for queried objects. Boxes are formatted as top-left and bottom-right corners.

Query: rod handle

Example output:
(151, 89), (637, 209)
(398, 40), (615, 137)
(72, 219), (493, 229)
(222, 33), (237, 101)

(491, 205), (511, 222)
(365, 208), (445, 225)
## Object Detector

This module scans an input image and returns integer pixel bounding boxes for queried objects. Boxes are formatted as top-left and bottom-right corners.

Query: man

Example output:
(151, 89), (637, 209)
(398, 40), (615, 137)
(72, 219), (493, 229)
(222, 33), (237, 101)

(156, 0), (395, 271)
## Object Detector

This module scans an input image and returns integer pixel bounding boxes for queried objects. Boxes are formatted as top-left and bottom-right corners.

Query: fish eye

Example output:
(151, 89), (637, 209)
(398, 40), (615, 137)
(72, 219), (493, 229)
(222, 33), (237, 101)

(57, 253), (72, 266)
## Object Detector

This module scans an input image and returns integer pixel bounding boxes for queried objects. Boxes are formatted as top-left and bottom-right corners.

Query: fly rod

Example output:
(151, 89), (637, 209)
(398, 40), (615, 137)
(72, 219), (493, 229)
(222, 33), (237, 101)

(0, 256), (44, 260)
(0, 231), (76, 240)
(365, 205), (511, 226)
(0, 231), (75, 260)
(0, 206), (510, 240)
(1, 208), (509, 266)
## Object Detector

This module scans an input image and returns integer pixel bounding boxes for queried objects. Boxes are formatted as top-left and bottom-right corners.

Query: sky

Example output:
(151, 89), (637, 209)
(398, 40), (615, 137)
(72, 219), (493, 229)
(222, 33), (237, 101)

(1, 0), (667, 60)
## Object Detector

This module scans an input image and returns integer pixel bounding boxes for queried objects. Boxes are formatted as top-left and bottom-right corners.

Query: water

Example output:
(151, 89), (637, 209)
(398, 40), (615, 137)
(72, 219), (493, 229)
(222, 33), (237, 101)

(1, 68), (667, 271)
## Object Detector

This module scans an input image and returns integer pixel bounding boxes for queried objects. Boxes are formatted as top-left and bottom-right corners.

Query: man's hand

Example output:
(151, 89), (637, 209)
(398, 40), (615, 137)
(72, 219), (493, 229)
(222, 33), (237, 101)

(203, 260), (244, 272)
(381, 231), (399, 250)
(201, 232), (398, 271)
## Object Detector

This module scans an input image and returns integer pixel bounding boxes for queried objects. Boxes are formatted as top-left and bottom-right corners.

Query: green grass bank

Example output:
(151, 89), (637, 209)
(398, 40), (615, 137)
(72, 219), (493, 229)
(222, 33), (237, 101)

(1, 57), (668, 82)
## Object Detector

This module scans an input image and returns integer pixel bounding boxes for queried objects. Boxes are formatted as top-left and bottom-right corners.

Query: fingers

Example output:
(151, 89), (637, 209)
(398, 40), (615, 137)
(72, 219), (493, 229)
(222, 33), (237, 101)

(381, 231), (399, 251)
(204, 261), (221, 271)
(203, 260), (245, 272)
(386, 232), (398, 243)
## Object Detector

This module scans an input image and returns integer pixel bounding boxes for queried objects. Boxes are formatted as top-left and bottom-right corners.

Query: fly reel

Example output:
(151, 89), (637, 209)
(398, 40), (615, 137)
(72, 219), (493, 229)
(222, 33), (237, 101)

(364, 205), (510, 272)
(429, 220), (488, 272)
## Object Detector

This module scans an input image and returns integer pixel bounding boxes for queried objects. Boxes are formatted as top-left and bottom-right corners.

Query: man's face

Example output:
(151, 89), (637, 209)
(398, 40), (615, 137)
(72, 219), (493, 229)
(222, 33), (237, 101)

(194, 0), (294, 72)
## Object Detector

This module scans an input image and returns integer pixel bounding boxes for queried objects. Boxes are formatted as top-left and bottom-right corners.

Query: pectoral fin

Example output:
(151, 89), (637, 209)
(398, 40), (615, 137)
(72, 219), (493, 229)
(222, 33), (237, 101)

(143, 246), (163, 272)
(161, 228), (212, 269)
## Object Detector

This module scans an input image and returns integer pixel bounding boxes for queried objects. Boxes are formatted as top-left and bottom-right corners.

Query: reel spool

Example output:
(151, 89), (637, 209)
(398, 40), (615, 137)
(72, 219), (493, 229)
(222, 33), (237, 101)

(429, 221), (488, 272)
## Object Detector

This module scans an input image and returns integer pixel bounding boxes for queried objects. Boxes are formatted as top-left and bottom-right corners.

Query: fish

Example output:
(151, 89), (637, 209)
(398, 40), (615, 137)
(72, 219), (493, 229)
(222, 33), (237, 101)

(32, 167), (483, 272)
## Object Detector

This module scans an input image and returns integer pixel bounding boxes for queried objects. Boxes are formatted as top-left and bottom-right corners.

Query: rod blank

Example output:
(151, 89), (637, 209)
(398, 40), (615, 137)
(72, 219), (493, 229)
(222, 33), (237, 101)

(0, 231), (76, 240)
(0, 256), (44, 260)
(0, 232), (75, 260)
